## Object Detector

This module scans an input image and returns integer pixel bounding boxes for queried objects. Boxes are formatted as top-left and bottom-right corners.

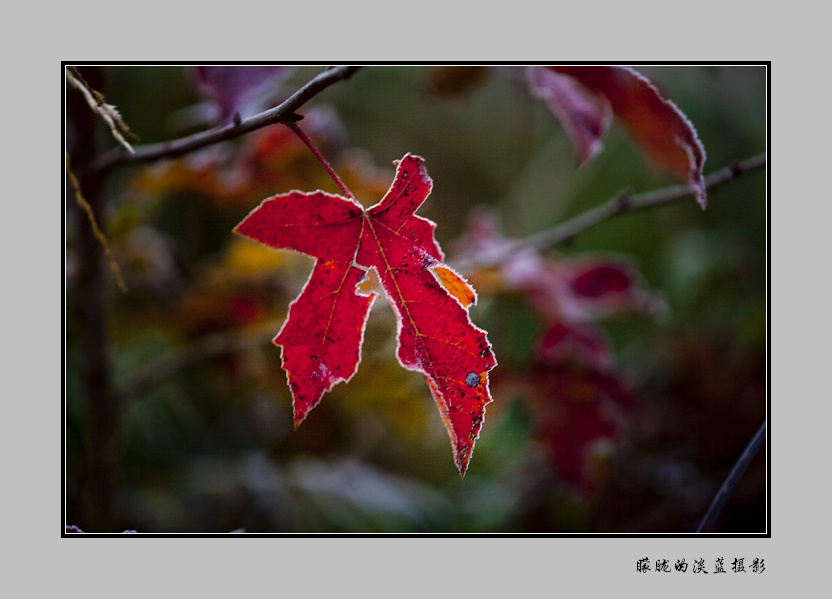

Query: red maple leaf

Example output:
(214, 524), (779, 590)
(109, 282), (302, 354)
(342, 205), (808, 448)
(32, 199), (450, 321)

(234, 153), (497, 476)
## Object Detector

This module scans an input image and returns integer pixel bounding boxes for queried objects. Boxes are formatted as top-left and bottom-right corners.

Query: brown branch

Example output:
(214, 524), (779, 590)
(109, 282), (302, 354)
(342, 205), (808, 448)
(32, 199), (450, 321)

(453, 153), (767, 272)
(66, 152), (127, 292)
(67, 67), (120, 531)
(91, 65), (363, 176)
(66, 66), (138, 153)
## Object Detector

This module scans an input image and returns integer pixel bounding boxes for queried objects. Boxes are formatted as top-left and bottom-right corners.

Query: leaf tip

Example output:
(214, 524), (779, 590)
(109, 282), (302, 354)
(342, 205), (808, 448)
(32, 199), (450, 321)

(454, 445), (475, 478)
(291, 394), (314, 430)
(695, 187), (708, 210)
(292, 413), (305, 430)
(690, 164), (708, 210)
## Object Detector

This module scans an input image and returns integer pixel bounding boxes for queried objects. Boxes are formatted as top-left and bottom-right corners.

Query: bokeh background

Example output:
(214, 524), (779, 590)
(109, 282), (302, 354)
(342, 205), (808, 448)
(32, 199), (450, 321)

(65, 65), (767, 533)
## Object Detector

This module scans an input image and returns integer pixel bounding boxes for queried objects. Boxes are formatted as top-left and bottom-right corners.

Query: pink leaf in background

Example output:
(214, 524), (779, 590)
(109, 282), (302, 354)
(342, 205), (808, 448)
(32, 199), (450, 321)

(527, 66), (613, 166)
(192, 65), (294, 123)
(529, 66), (707, 208)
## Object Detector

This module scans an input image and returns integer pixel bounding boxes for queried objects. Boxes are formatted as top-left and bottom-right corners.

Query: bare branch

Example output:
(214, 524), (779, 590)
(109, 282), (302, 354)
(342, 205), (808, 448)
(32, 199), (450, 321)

(66, 152), (127, 293)
(453, 153), (767, 272)
(66, 66), (136, 153)
(696, 420), (767, 533)
(91, 65), (363, 175)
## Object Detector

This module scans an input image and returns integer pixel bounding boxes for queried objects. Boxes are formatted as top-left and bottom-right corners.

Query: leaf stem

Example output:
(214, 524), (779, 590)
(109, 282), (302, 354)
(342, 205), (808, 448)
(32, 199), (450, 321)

(287, 121), (355, 199)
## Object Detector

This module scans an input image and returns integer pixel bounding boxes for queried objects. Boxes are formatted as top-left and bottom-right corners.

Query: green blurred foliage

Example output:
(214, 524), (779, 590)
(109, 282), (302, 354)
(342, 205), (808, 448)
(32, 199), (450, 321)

(66, 65), (766, 533)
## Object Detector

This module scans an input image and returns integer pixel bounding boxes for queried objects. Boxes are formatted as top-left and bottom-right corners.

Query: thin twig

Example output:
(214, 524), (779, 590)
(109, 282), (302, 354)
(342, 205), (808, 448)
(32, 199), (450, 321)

(696, 420), (767, 533)
(66, 153), (127, 293)
(453, 153), (767, 272)
(66, 66), (136, 153)
(91, 65), (363, 176)
(287, 121), (355, 199)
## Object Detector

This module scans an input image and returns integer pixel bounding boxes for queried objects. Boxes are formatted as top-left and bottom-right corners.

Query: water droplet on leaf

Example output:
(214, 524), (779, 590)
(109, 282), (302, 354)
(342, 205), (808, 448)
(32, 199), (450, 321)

(465, 372), (480, 388)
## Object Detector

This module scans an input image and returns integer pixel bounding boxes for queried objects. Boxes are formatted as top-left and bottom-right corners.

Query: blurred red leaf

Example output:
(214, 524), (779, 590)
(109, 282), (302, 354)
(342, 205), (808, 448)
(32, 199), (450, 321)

(234, 154), (497, 476)
(527, 66), (612, 165)
(527, 318), (639, 497)
(530, 66), (707, 208)
(454, 207), (665, 324)
(528, 361), (633, 495)
(538, 321), (611, 371)
(570, 263), (632, 298)
(453, 208), (650, 493)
